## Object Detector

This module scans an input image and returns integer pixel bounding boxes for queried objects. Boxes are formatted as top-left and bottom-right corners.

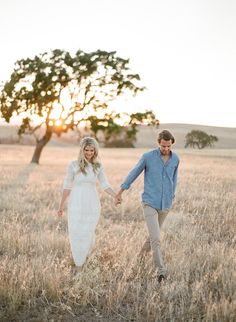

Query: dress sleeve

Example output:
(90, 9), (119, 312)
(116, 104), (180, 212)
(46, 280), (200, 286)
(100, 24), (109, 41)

(97, 165), (111, 190)
(63, 161), (75, 190)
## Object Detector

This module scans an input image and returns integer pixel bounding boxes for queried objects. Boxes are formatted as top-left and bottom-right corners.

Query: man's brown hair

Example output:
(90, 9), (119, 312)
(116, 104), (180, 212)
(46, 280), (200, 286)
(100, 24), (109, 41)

(157, 130), (175, 144)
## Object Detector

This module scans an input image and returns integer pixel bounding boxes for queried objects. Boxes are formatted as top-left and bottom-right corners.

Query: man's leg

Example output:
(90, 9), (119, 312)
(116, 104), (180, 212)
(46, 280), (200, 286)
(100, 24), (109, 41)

(140, 208), (168, 254)
(142, 204), (166, 275)
(158, 209), (168, 228)
(140, 237), (151, 254)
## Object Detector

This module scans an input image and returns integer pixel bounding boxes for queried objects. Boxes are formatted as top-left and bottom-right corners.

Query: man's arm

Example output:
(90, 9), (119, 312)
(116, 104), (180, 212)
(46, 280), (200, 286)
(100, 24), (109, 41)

(115, 155), (146, 204)
(172, 160), (179, 199)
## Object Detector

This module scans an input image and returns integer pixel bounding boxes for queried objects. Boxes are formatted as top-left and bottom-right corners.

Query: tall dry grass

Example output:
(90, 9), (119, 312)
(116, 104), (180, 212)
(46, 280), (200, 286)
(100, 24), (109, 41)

(0, 145), (235, 321)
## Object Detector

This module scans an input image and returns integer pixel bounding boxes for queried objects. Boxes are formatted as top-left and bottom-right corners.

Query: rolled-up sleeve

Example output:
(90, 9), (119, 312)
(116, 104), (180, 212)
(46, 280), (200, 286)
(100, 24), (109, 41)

(63, 162), (75, 190)
(121, 154), (146, 190)
(97, 165), (111, 190)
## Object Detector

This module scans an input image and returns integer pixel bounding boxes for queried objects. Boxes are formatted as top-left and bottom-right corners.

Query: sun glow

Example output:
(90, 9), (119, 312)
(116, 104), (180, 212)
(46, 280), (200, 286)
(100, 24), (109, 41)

(48, 88), (74, 124)
(55, 119), (62, 126)
(49, 102), (62, 120)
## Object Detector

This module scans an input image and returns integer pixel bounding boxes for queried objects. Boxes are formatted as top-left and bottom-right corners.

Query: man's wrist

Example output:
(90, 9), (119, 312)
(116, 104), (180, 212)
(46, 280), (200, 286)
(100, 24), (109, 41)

(118, 189), (124, 195)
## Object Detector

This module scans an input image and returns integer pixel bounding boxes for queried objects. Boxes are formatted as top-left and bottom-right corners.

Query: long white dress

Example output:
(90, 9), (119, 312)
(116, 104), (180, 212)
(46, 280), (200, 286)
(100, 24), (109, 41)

(63, 160), (110, 266)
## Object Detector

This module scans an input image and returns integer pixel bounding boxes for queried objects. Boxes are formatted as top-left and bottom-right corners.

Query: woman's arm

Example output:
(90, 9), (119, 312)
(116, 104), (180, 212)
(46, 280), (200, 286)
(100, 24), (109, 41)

(58, 161), (75, 216)
(57, 189), (71, 216)
(104, 187), (117, 199)
(97, 165), (118, 202)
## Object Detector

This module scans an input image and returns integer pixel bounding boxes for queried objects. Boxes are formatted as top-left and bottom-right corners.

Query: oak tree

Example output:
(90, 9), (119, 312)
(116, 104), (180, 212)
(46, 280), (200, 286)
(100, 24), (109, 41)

(0, 49), (149, 163)
(185, 130), (218, 149)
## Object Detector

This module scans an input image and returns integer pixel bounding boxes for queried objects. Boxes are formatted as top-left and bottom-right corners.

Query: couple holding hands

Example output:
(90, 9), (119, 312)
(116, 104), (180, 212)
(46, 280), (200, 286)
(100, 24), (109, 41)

(58, 130), (179, 282)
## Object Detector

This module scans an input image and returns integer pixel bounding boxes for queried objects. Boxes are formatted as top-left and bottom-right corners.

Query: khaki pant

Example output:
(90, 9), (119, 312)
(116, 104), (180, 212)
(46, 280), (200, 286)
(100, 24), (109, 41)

(142, 204), (169, 275)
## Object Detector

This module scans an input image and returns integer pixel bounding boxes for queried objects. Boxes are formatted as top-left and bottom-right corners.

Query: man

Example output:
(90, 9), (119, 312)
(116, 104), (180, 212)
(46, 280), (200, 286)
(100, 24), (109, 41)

(115, 130), (179, 283)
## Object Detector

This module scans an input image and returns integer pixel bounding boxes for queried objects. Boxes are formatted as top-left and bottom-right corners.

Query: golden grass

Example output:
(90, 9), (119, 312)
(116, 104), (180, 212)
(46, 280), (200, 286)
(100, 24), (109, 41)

(0, 145), (236, 321)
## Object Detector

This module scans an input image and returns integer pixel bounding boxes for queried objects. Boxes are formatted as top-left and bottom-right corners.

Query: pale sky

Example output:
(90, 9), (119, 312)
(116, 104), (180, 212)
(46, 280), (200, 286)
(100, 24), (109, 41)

(0, 0), (236, 127)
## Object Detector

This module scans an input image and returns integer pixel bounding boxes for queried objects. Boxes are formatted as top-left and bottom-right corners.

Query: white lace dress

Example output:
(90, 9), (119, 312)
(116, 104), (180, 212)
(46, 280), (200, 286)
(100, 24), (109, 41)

(63, 160), (110, 266)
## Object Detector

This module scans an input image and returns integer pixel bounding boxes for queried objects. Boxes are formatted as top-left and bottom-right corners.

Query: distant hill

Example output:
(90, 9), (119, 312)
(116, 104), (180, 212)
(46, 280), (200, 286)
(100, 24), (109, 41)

(135, 123), (236, 149)
(0, 123), (235, 149)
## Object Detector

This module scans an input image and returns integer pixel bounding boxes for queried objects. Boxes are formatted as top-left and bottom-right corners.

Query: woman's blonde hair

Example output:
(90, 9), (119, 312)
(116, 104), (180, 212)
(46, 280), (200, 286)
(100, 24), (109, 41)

(78, 137), (101, 174)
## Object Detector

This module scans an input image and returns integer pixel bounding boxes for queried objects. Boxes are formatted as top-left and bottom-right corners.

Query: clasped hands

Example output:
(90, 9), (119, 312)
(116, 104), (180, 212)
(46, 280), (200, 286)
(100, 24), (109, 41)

(114, 192), (122, 206)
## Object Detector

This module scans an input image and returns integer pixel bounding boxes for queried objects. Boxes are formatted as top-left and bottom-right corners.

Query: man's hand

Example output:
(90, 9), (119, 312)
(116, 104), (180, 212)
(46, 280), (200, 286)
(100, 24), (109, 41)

(115, 191), (123, 206)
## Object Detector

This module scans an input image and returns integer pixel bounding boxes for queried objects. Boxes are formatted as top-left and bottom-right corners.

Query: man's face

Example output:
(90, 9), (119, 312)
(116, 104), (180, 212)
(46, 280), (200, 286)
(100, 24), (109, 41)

(159, 139), (172, 156)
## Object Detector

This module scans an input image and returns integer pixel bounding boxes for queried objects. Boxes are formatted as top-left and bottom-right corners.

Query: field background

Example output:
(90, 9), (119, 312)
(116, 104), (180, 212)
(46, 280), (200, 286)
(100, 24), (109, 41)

(0, 140), (236, 321)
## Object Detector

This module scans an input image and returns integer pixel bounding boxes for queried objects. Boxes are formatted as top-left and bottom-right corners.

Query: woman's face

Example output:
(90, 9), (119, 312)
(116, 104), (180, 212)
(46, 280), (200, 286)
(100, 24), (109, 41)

(84, 145), (95, 162)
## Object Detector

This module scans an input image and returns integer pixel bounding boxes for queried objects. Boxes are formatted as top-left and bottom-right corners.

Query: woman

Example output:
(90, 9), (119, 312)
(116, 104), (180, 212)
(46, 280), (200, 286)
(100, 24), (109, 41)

(57, 137), (116, 275)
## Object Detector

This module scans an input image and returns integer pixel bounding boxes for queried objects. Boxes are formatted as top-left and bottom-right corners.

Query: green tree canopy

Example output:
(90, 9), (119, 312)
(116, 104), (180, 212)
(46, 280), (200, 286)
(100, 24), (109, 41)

(88, 110), (159, 147)
(185, 130), (218, 149)
(0, 49), (157, 163)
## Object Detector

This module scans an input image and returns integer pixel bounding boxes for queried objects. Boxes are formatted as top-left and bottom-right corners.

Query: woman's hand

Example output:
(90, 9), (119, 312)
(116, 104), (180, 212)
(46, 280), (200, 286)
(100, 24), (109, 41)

(57, 209), (64, 217)
(57, 190), (70, 217)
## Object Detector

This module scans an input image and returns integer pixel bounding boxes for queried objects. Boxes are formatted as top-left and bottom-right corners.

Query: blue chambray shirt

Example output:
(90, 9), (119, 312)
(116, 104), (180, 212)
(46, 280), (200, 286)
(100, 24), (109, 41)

(121, 148), (180, 210)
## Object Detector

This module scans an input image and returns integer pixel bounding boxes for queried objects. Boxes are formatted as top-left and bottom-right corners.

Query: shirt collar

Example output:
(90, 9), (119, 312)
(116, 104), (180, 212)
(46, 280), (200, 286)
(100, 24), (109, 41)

(156, 147), (172, 158)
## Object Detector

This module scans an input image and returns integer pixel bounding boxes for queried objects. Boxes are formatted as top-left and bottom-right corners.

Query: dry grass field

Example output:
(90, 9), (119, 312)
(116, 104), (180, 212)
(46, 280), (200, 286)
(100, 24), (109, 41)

(0, 145), (236, 321)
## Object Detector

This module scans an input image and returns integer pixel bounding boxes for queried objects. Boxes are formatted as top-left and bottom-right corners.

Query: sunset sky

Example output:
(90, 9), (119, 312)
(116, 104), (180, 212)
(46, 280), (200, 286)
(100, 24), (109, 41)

(0, 0), (235, 127)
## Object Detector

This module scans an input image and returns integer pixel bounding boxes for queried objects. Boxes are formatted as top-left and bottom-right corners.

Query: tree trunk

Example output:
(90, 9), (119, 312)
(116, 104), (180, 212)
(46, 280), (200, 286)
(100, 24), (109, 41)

(31, 130), (52, 164)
